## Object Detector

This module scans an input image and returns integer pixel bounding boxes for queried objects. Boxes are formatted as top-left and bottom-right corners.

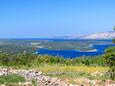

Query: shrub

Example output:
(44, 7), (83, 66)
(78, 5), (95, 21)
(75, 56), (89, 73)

(0, 74), (25, 84)
(103, 47), (115, 80)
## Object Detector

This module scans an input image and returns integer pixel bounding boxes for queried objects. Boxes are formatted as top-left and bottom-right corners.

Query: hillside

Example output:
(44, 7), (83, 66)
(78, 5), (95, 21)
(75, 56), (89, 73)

(80, 31), (115, 39)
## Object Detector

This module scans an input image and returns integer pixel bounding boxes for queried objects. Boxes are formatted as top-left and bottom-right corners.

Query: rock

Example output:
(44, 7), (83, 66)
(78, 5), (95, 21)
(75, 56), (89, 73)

(0, 68), (72, 86)
(0, 68), (114, 86)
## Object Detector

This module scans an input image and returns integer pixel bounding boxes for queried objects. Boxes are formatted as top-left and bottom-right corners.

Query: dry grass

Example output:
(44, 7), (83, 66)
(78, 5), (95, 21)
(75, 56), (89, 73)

(33, 65), (109, 84)
(35, 64), (108, 73)
(0, 65), (110, 84)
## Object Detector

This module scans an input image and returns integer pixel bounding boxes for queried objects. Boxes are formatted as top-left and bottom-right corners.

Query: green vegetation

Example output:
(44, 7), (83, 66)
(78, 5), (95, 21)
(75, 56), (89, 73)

(0, 45), (36, 53)
(112, 26), (115, 43)
(0, 39), (112, 53)
(106, 27), (115, 80)
(0, 74), (25, 84)
(113, 26), (115, 31)
(32, 79), (38, 86)
(0, 39), (114, 82)
(47, 71), (110, 84)
(0, 52), (110, 83)
(37, 65), (108, 73)
(0, 52), (105, 67)
(103, 47), (115, 80)
(34, 65), (108, 84)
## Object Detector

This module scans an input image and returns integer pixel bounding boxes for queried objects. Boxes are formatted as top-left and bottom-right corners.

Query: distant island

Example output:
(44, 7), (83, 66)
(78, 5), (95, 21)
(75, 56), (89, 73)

(53, 31), (115, 39)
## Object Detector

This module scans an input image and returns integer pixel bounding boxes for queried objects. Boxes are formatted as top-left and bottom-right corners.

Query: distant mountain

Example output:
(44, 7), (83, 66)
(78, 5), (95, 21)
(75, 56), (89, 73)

(80, 31), (115, 39)
(52, 36), (73, 39)
(52, 31), (115, 40)
(52, 35), (82, 39)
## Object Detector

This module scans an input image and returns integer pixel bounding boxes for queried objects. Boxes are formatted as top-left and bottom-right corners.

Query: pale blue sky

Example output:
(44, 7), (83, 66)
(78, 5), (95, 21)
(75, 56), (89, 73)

(0, 0), (115, 38)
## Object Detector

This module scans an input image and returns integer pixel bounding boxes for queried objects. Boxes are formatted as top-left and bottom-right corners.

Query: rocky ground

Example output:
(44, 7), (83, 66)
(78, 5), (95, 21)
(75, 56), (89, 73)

(0, 68), (75, 86)
(0, 68), (114, 86)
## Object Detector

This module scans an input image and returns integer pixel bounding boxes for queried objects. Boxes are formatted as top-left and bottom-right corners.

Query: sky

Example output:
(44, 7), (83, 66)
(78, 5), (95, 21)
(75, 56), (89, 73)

(0, 0), (115, 38)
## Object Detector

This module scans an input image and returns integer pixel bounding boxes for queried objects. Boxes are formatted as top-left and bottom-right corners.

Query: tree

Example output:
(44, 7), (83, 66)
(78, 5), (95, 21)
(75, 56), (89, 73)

(103, 47), (115, 80)
(112, 26), (115, 43)
(113, 26), (115, 31)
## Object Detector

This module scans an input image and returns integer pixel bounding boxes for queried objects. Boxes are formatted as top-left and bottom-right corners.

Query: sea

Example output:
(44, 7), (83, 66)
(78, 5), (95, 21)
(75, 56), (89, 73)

(36, 39), (115, 58)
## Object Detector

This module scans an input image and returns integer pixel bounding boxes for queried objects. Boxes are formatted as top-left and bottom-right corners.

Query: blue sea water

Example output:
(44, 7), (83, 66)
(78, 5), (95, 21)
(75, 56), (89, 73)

(37, 44), (115, 58)
(36, 39), (115, 58)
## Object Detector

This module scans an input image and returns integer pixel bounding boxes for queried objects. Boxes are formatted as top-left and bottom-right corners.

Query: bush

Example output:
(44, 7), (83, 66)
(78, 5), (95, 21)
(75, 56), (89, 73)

(103, 47), (115, 80)
(0, 74), (26, 84)
(0, 53), (105, 67)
